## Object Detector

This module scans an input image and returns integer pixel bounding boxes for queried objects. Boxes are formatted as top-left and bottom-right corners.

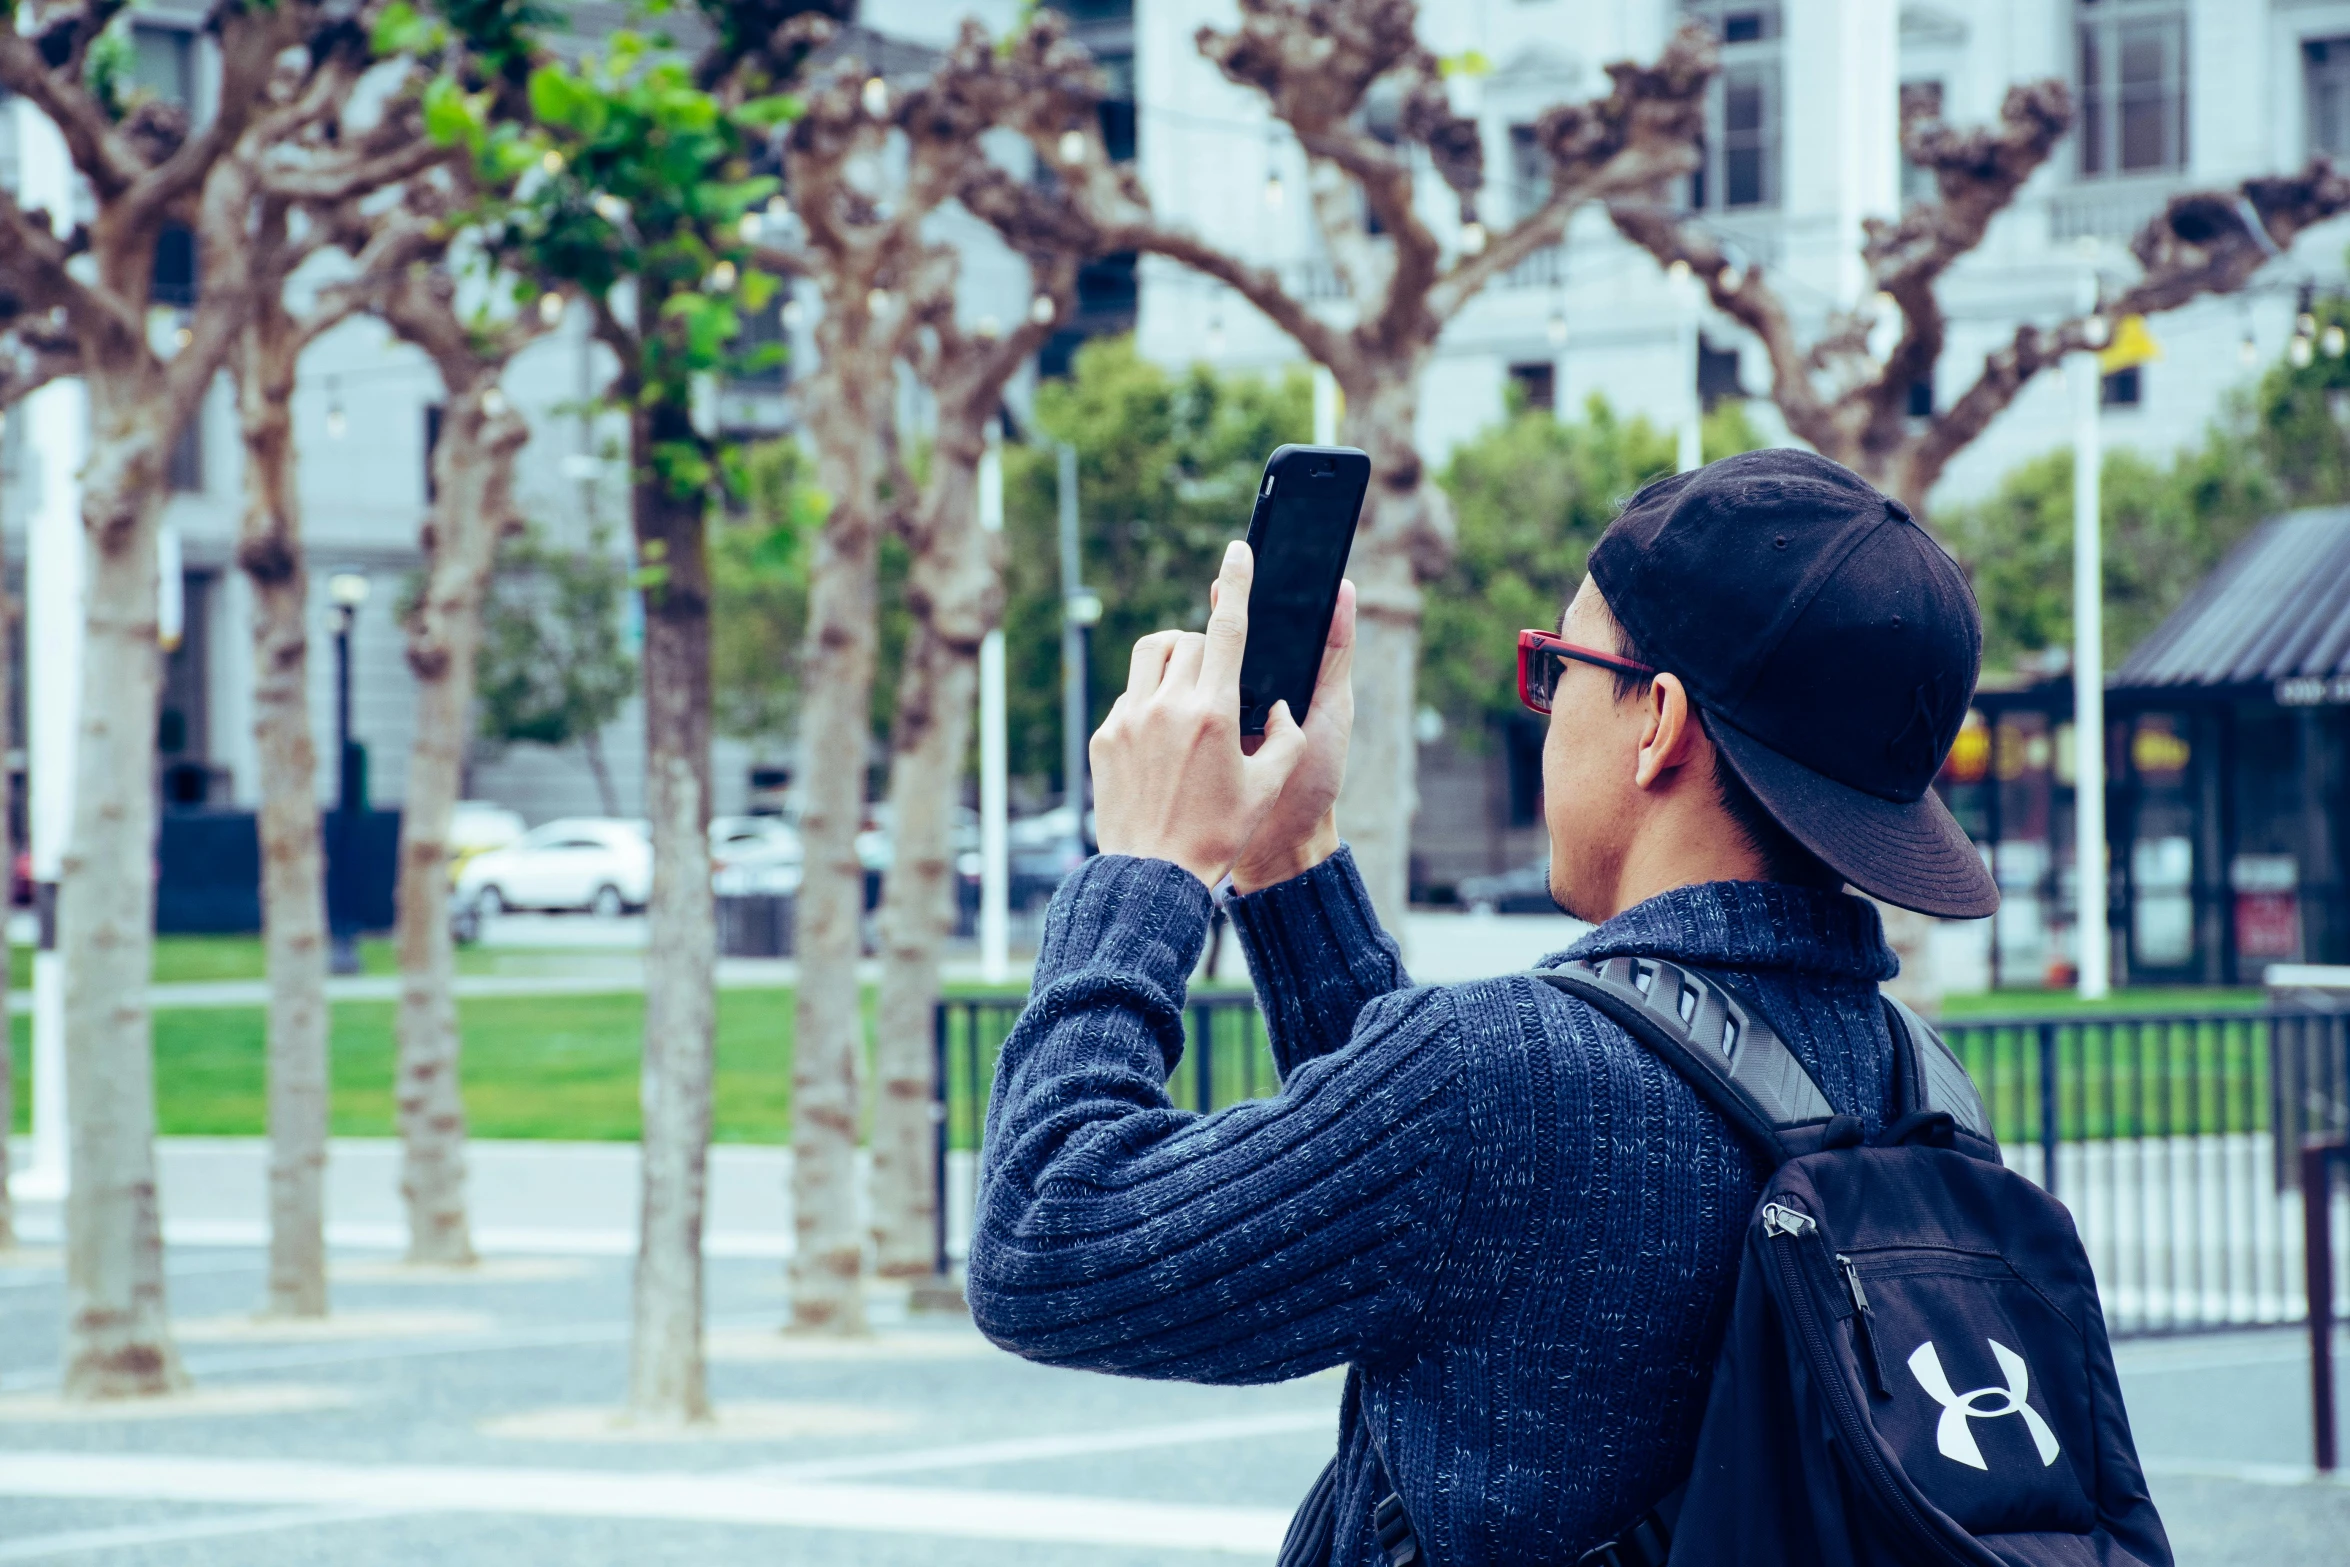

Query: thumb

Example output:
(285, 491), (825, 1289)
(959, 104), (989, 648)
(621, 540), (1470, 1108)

(1245, 699), (1309, 796)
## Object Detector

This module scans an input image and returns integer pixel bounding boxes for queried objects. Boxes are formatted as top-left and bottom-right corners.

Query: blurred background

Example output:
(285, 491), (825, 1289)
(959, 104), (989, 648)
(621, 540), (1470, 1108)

(2, 0), (2348, 1562)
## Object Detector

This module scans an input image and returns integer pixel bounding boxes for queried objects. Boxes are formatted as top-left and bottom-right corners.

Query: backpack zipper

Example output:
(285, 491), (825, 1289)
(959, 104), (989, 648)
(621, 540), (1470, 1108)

(1764, 1201), (1970, 1564)
(1837, 1252), (1892, 1399)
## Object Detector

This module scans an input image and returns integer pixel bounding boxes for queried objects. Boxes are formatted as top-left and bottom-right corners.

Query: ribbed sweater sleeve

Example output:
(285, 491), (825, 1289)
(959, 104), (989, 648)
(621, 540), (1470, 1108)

(967, 852), (1473, 1385)
(1224, 845), (1411, 1078)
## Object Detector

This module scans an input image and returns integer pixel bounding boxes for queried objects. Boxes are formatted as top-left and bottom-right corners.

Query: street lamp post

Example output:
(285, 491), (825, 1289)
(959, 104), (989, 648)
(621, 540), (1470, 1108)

(326, 571), (371, 976)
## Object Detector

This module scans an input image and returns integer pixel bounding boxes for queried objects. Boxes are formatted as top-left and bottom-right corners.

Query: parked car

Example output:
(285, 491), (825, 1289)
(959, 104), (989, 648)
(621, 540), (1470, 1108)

(446, 801), (526, 883)
(455, 818), (651, 917)
(1457, 858), (1557, 915)
(711, 815), (802, 896)
(1007, 804), (1094, 908)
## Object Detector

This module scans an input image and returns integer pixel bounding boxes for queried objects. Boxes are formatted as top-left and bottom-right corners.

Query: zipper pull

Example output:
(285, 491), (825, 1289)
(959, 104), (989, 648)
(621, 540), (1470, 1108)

(1837, 1253), (1870, 1314)
(1838, 1252), (1892, 1399)
(1760, 1202), (1815, 1239)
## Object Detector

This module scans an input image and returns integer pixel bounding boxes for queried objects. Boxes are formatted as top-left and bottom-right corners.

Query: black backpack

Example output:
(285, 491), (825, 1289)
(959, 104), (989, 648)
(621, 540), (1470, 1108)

(1316, 957), (2173, 1567)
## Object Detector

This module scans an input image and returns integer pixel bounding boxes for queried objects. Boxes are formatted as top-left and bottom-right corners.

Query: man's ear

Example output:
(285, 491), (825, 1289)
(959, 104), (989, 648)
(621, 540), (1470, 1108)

(1633, 673), (1708, 791)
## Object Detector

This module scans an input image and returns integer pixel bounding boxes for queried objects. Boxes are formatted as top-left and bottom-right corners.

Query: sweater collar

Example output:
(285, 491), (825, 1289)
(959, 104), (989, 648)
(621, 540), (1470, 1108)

(1554, 880), (1900, 984)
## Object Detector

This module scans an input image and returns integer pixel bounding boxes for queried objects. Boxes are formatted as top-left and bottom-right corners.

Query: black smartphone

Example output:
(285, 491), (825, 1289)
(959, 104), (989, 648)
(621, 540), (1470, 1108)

(1237, 443), (1371, 735)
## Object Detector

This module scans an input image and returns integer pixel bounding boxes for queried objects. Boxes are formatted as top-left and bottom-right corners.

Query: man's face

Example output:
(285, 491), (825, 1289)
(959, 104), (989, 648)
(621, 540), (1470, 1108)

(1543, 577), (1652, 923)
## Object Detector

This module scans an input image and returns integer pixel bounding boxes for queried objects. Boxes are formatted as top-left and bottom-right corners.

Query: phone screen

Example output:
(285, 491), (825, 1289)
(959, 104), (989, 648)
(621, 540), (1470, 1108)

(1239, 447), (1369, 734)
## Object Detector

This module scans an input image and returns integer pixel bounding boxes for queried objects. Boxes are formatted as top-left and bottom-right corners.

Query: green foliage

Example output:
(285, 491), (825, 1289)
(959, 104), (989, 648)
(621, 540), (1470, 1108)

(84, 20), (138, 121)
(998, 336), (1312, 787)
(476, 524), (640, 751)
(1420, 395), (1763, 735)
(2239, 294), (2350, 506)
(485, 21), (799, 493)
(711, 439), (829, 741)
(1942, 440), (2274, 673)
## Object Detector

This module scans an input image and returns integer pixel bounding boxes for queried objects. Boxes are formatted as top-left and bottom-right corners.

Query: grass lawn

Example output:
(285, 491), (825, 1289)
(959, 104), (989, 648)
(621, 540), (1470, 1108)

(0, 967), (2291, 1145)
(1941, 986), (2269, 1018)
(6, 935), (617, 989)
(9, 988), (853, 1143)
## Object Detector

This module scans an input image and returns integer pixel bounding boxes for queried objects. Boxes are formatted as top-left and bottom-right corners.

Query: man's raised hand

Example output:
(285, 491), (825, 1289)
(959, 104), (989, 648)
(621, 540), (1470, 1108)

(1090, 541), (1308, 888)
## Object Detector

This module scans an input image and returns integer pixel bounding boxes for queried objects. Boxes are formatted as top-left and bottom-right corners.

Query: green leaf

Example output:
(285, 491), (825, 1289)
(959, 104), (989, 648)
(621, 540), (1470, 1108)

(736, 93), (802, 130)
(422, 77), (480, 146)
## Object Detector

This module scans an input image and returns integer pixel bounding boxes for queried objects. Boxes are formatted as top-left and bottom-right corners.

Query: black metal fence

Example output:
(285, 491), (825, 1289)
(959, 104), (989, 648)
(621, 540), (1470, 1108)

(934, 993), (2350, 1339)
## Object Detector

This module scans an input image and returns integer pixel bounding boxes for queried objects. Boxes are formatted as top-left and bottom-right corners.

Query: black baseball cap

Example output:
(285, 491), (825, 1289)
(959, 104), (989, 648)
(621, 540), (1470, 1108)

(1586, 448), (1999, 919)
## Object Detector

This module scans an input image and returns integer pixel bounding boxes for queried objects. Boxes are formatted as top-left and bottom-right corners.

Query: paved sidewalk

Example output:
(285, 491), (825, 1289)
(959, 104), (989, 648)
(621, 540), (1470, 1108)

(0, 1243), (2342, 1565)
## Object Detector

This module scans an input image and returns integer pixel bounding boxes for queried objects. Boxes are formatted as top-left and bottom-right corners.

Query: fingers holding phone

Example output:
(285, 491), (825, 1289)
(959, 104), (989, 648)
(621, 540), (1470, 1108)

(1232, 579), (1353, 893)
(1090, 541), (1308, 888)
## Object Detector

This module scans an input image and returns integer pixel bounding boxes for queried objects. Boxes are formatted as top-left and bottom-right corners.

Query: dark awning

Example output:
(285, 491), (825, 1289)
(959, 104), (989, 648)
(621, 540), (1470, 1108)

(2115, 506), (2350, 702)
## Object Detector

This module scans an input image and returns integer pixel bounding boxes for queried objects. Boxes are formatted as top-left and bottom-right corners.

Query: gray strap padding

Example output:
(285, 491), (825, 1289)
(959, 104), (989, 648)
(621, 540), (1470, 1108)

(1881, 994), (1995, 1143)
(1537, 957), (1835, 1136)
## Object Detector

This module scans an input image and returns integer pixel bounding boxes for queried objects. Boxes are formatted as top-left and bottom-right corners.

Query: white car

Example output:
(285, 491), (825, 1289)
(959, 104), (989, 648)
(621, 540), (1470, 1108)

(711, 815), (802, 896)
(457, 818), (652, 918)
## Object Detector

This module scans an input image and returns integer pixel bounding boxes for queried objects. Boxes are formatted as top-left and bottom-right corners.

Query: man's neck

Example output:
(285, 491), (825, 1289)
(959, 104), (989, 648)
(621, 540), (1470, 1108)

(1600, 816), (1773, 922)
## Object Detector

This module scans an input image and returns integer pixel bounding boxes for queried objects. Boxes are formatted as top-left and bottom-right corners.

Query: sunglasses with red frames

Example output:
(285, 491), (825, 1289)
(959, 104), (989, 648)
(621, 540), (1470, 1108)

(1515, 629), (1656, 715)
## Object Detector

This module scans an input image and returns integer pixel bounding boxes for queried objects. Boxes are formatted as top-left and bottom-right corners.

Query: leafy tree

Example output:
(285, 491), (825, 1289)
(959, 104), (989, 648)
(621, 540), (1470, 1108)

(999, 336), (1312, 789)
(476, 526), (640, 815)
(1421, 394), (1760, 737)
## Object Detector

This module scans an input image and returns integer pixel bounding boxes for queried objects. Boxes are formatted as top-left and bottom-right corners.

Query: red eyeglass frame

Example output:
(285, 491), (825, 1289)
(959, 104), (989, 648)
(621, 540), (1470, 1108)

(1516, 629), (1656, 716)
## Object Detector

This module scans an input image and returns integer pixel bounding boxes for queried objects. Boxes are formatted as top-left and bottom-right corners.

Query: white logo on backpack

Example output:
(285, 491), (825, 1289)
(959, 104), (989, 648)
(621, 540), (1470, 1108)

(1907, 1339), (2062, 1471)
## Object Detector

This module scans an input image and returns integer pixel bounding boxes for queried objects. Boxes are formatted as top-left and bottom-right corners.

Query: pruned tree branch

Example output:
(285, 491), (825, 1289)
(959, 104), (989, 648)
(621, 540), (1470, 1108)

(1611, 71), (2350, 510)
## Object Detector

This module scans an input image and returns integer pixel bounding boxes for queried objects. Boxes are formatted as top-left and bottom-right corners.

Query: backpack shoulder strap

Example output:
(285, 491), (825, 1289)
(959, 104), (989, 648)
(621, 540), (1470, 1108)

(1880, 994), (1998, 1149)
(1536, 957), (1835, 1166)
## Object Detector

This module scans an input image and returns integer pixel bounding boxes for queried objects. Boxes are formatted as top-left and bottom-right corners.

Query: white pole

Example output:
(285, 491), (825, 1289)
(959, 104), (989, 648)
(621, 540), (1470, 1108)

(2072, 273), (2110, 1001)
(16, 101), (81, 1202)
(1312, 365), (1339, 447)
(977, 422), (1010, 985)
(1675, 268), (1702, 473)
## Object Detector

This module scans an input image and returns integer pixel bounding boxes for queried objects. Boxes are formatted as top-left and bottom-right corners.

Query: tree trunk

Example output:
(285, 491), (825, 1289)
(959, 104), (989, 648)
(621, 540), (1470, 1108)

(582, 729), (620, 818)
(234, 301), (331, 1317)
(60, 381), (184, 1397)
(1333, 373), (1452, 929)
(789, 336), (891, 1336)
(628, 397), (717, 1421)
(394, 385), (528, 1269)
(871, 437), (994, 1281)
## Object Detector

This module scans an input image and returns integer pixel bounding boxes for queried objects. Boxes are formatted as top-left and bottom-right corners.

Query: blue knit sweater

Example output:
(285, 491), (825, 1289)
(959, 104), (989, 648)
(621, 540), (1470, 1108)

(968, 846), (1901, 1565)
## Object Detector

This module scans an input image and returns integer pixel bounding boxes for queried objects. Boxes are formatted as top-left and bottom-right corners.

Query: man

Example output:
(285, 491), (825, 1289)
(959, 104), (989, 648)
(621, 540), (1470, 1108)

(967, 450), (1999, 1563)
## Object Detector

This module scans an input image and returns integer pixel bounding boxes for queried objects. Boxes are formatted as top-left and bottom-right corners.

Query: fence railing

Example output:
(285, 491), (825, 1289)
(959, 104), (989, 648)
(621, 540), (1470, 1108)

(935, 994), (2350, 1341)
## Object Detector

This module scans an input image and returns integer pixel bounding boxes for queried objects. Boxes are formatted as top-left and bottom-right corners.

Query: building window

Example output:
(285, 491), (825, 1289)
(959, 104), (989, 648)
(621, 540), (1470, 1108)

(130, 23), (194, 109)
(1507, 361), (1555, 413)
(1697, 340), (1743, 409)
(2308, 39), (2350, 160)
(1685, 3), (1781, 211)
(1509, 124), (1549, 222)
(2077, 1), (2188, 178)
(167, 405), (202, 493)
(1900, 80), (1944, 205)
(2101, 366), (2142, 406)
(152, 223), (196, 309)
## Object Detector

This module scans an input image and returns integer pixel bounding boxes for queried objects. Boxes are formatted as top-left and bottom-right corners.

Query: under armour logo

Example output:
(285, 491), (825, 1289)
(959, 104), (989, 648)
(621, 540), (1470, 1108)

(1907, 1339), (2062, 1471)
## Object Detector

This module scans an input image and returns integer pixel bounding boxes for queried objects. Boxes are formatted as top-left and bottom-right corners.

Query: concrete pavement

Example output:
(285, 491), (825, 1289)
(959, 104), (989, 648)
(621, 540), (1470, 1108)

(0, 1241), (2342, 1565)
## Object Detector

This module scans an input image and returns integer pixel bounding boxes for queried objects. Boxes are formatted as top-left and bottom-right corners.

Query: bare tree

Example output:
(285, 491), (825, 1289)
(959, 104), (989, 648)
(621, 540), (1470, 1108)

(965, 5), (1717, 923)
(1603, 82), (2350, 1004)
(1605, 82), (2350, 515)
(216, 34), (452, 1317)
(0, 0), (329, 1397)
(377, 246), (543, 1270)
(767, 57), (936, 1336)
(863, 26), (1084, 1285)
